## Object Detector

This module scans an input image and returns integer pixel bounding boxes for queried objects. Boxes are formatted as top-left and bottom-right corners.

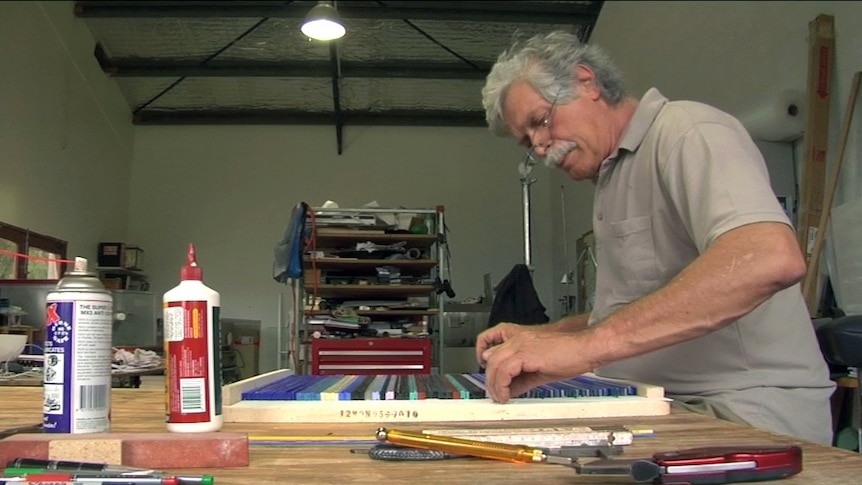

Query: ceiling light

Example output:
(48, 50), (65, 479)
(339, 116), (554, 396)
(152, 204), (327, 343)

(301, 1), (346, 41)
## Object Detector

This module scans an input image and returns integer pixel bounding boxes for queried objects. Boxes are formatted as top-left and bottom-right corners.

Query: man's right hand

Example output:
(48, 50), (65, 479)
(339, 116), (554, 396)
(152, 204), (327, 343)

(475, 322), (531, 368)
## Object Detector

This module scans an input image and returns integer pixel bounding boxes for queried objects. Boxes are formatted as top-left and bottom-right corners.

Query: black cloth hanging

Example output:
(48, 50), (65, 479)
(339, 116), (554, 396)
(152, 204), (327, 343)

(487, 264), (549, 328)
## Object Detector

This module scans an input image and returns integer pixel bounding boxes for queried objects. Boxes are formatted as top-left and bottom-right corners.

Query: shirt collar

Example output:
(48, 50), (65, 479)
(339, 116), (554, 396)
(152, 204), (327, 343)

(617, 88), (668, 154)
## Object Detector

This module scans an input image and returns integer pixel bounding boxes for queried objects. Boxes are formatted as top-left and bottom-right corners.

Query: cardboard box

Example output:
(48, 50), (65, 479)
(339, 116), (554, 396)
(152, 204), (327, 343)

(100, 277), (125, 290)
(797, 14), (834, 259)
(232, 343), (259, 380)
(123, 246), (144, 270)
(97, 242), (125, 267)
(221, 318), (260, 379)
(98, 243), (144, 271)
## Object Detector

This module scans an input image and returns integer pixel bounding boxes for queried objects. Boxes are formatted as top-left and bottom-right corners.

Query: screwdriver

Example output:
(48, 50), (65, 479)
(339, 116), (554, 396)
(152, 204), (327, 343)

(375, 427), (572, 465)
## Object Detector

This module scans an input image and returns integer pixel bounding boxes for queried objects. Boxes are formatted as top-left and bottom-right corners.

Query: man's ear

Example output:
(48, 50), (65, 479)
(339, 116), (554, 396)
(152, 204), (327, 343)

(575, 65), (600, 100)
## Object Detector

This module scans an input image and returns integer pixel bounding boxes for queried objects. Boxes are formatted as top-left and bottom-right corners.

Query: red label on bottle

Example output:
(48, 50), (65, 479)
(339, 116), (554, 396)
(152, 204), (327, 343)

(165, 300), (211, 423)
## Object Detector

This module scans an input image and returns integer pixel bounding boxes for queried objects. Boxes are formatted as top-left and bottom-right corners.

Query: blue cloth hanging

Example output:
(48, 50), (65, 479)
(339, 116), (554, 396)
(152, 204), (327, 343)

(273, 201), (309, 283)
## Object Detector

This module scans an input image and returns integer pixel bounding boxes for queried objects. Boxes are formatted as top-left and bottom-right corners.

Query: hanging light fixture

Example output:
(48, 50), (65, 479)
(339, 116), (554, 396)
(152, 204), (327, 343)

(301, 1), (346, 41)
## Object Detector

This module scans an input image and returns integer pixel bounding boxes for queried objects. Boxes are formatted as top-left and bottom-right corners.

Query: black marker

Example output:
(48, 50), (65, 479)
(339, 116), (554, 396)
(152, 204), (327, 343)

(5, 459), (149, 475)
(5, 460), (213, 485)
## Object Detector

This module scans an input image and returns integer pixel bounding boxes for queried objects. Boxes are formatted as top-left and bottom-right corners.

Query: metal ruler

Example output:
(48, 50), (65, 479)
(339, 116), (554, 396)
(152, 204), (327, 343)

(420, 426), (650, 449)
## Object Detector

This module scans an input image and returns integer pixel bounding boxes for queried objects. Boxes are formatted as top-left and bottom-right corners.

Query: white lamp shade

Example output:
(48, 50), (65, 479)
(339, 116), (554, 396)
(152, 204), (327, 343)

(301, 3), (346, 41)
(301, 18), (346, 41)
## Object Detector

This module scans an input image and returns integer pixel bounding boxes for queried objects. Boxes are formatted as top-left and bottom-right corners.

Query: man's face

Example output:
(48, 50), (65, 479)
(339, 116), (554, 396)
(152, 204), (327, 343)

(501, 74), (606, 181)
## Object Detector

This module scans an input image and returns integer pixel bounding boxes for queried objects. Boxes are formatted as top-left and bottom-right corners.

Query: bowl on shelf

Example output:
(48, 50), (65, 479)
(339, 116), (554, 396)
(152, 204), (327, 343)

(0, 334), (27, 364)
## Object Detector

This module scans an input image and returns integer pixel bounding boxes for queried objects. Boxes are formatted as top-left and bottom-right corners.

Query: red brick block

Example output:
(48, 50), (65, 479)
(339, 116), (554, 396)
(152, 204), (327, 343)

(0, 432), (249, 469)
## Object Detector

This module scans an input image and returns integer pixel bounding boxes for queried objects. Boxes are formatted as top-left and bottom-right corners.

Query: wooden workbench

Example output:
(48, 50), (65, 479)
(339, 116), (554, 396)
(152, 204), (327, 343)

(1, 387), (861, 484)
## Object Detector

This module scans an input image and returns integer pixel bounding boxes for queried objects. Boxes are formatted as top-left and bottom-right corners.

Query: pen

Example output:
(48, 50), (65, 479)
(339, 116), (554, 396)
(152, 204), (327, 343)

(2, 471), (212, 485)
(4, 461), (213, 485)
(5, 460), (152, 475)
(0, 474), (180, 485)
(3, 470), (159, 478)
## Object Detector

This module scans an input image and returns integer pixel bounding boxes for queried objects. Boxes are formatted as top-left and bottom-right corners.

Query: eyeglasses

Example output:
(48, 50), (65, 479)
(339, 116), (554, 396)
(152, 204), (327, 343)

(524, 91), (561, 165)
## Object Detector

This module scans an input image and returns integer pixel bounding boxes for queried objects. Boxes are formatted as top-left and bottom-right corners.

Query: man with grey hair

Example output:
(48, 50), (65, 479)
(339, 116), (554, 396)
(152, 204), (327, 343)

(475, 30), (835, 445)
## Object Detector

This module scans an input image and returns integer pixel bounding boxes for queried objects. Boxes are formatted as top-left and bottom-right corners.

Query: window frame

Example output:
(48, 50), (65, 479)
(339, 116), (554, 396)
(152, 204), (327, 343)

(0, 222), (68, 280)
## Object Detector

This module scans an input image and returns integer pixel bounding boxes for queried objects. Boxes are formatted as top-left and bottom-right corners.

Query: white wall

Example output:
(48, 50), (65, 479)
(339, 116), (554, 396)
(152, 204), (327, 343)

(591, 0), (862, 210)
(129, 125), (552, 372)
(7, 1), (862, 372)
(570, 1), (862, 310)
(0, 1), (133, 261)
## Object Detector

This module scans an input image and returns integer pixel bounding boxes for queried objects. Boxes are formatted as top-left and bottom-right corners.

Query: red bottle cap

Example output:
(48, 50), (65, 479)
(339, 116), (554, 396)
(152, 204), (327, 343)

(181, 243), (203, 281)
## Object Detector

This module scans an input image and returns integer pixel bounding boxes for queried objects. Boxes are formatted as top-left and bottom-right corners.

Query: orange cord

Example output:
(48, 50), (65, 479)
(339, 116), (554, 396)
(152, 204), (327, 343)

(0, 248), (75, 264)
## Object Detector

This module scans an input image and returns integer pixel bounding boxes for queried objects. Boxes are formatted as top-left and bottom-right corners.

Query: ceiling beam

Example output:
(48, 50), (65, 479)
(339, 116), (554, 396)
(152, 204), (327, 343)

(132, 109), (487, 127)
(74, 1), (602, 24)
(101, 61), (490, 80)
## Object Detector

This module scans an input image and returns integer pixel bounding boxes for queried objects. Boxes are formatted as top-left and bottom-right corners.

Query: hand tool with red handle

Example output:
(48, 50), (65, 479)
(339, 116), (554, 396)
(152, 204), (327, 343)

(576, 444), (802, 484)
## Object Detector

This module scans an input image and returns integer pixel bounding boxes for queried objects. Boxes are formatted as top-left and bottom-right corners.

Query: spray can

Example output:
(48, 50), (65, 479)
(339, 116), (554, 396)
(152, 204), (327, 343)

(163, 244), (222, 432)
(44, 257), (113, 433)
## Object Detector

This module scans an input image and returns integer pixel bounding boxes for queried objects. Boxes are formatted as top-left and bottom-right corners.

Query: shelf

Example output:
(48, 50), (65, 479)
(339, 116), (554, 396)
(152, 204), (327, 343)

(96, 267), (146, 277)
(313, 233), (437, 249)
(305, 309), (438, 317)
(289, 205), (446, 375)
(303, 284), (435, 299)
(303, 258), (437, 274)
(97, 267), (149, 291)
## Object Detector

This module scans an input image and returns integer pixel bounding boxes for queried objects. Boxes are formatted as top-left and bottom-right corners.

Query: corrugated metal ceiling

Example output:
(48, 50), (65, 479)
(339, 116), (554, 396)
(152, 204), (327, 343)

(74, 1), (603, 150)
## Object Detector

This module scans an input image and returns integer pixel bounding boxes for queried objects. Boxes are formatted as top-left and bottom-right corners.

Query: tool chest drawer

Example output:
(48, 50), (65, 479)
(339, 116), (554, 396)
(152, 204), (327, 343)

(311, 338), (432, 375)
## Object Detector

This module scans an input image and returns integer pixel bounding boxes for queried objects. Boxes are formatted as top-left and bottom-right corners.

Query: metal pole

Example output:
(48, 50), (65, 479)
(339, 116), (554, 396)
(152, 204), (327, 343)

(522, 179), (532, 266)
(436, 206), (446, 373)
(856, 367), (861, 453)
(276, 292), (283, 369)
(559, 185), (575, 315)
(519, 155), (536, 267)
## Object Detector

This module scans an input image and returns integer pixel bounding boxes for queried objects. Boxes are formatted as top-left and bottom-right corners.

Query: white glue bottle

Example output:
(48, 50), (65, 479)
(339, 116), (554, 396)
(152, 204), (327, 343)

(163, 243), (223, 432)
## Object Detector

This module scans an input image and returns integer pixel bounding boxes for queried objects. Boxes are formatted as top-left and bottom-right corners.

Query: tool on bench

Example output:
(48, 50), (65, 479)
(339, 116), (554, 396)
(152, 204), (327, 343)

(352, 443), (621, 461)
(376, 427), (572, 464)
(4, 459), (214, 485)
(375, 428), (803, 483)
(0, 424), (41, 440)
(377, 427), (591, 465)
(573, 444), (802, 484)
(6, 459), (152, 475)
(364, 425), (642, 460)
(422, 425), (643, 447)
(351, 444), (468, 461)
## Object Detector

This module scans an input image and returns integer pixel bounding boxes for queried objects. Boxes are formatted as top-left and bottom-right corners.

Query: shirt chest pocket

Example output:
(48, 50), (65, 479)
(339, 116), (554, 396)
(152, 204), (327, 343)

(607, 215), (661, 301)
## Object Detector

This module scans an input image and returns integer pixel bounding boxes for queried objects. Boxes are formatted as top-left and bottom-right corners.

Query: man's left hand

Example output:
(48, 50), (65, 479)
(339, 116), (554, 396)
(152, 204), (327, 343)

(482, 329), (591, 403)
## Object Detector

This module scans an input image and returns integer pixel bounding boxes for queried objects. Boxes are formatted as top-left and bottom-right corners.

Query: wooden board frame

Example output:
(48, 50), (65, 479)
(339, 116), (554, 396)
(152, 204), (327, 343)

(222, 370), (671, 424)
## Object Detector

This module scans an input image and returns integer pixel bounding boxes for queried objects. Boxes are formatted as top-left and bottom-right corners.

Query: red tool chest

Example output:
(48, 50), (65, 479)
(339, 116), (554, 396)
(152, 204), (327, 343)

(310, 338), (432, 375)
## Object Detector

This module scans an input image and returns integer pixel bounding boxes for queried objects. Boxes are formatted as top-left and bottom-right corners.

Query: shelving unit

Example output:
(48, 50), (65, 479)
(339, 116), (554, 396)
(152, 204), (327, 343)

(96, 267), (157, 348)
(292, 206), (447, 375)
(96, 267), (149, 291)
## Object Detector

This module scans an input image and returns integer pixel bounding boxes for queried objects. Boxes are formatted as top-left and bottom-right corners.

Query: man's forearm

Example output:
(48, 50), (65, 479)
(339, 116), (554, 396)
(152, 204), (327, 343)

(540, 312), (591, 333)
(580, 223), (805, 370)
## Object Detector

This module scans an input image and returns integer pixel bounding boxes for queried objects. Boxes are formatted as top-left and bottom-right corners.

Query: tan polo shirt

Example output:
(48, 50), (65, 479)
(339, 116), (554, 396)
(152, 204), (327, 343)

(590, 89), (832, 397)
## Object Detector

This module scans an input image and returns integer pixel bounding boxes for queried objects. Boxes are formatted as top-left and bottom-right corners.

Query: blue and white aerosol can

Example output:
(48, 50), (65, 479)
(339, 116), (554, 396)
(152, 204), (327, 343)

(44, 257), (113, 433)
